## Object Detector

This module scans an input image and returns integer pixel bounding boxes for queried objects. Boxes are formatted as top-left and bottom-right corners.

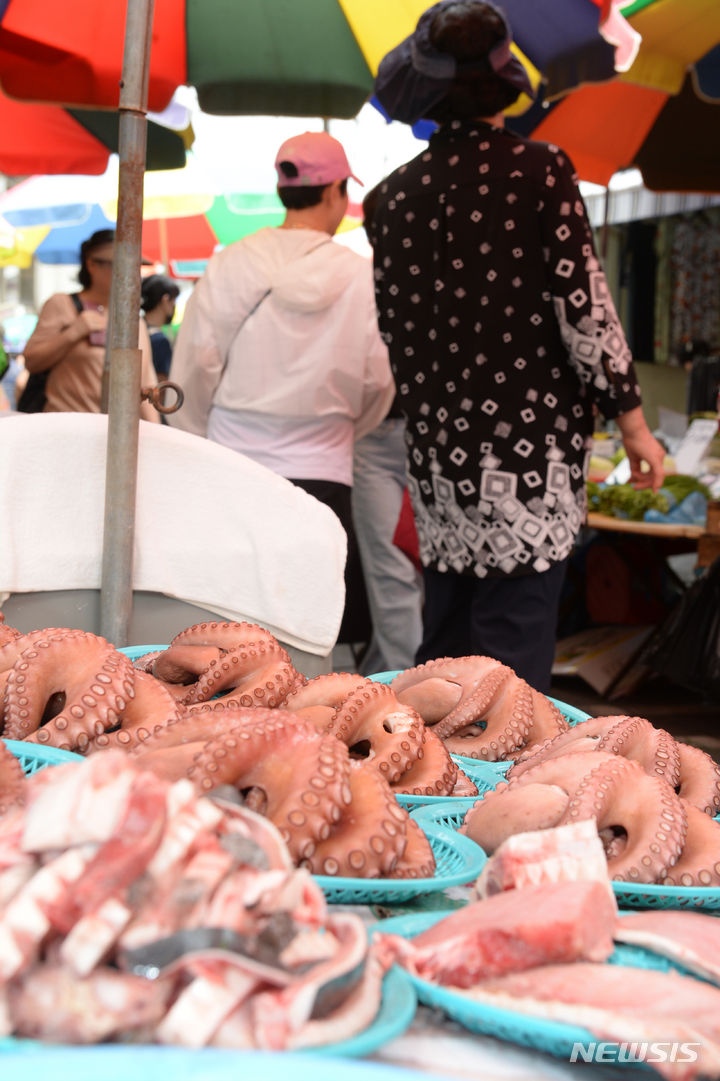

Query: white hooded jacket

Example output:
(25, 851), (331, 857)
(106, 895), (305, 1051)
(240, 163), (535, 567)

(168, 227), (394, 484)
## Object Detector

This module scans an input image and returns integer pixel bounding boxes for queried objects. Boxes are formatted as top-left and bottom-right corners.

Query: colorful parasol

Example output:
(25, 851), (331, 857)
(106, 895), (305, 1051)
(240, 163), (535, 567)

(0, 85), (190, 175)
(0, 0), (638, 119)
(507, 0), (720, 190)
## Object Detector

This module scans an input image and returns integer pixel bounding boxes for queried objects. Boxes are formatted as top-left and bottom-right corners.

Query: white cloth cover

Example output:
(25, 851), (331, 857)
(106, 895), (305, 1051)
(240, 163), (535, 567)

(0, 413), (346, 654)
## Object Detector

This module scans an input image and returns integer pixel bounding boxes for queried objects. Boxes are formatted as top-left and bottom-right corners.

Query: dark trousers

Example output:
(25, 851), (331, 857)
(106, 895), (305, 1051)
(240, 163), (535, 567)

(289, 478), (371, 646)
(416, 560), (569, 693)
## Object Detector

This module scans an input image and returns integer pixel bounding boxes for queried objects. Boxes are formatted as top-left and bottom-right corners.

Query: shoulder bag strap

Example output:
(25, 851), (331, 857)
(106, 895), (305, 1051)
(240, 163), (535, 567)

(69, 293), (84, 314)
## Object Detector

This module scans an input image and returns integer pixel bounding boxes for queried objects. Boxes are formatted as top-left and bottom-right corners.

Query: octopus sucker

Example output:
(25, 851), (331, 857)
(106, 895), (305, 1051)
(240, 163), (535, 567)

(559, 757), (688, 884)
(674, 741), (720, 816)
(325, 683), (424, 783)
(118, 672), (184, 733)
(3, 634), (135, 751)
(300, 764), (410, 878)
(391, 728), (458, 797)
(662, 802), (720, 887)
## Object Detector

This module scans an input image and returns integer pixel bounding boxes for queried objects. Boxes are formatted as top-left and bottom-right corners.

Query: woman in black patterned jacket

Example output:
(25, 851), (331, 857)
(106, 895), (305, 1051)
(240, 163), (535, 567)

(370, 0), (664, 691)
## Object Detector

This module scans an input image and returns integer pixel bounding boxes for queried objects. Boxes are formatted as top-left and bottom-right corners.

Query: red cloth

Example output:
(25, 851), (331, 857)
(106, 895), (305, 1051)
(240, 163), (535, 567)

(393, 486), (422, 573)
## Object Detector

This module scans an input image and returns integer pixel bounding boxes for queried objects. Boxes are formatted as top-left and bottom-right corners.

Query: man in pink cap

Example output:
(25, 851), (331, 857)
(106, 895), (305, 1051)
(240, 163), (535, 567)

(169, 131), (394, 652)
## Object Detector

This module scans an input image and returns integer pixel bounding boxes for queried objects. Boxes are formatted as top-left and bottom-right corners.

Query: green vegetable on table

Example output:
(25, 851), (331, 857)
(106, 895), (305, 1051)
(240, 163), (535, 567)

(586, 482), (669, 521)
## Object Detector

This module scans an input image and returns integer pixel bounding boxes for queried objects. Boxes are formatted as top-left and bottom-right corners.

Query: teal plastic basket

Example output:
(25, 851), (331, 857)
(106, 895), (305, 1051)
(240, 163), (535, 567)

(410, 799), (720, 912)
(314, 814), (486, 905)
(372, 910), (704, 1062)
(118, 644), (169, 663)
(5, 739), (83, 773)
(0, 965), (416, 1061)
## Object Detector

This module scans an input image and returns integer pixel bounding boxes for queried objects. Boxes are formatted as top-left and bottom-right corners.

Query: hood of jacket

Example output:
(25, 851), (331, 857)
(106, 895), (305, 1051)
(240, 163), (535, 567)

(241, 227), (365, 314)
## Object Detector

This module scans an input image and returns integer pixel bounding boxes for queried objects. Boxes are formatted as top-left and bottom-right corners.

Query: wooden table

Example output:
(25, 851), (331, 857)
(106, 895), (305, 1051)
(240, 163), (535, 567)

(587, 505), (719, 566)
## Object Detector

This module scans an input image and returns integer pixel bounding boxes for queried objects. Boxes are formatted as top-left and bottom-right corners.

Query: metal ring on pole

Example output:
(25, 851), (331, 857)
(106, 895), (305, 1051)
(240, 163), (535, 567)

(141, 381), (184, 415)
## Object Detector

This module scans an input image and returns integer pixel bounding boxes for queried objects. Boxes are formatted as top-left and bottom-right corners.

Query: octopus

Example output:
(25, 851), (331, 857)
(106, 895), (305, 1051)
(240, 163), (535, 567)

(2, 631), (135, 752)
(559, 757), (688, 883)
(462, 717), (720, 887)
(389, 656), (569, 761)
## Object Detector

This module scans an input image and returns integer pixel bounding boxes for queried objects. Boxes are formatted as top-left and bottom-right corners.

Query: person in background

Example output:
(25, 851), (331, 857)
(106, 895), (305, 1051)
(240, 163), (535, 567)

(22, 229), (159, 422)
(168, 131), (394, 652)
(141, 273), (180, 381)
(351, 183), (423, 676)
(369, 0), (664, 692)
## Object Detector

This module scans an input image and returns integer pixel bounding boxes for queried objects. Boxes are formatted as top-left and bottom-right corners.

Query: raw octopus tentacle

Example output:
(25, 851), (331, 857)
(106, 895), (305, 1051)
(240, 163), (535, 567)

(82, 673), (187, 756)
(662, 801), (720, 887)
(299, 763), (411, 878)
(325, 682), (425, 784)
(450, 768), (480, 797)
(152, 644), (224, 685)
(389, 728), (458, 797)
(391, 656), (515, 735)
(0, 627), (88, 675)
(506, 716), (633, 779)
(674, 741), (720, 816)
(518, 691), (569, 756)
(461, 781), (571, 854)
(390, 817), (437, 879)
(3, 634), (136, 751)
(181, 643), (305, 709)
(186, 713), (352, 864)
(596, 717), (681, 787)
(559, 757), (688, 884)
(0, 739), (27, 817)
(169, 620), (281, 652)
(436, 671), (534, 761)
(279, 673), (370, 732)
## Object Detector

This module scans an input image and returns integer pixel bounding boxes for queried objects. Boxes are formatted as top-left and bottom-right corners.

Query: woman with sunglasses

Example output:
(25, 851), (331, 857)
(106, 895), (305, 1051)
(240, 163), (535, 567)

(23, 229), (159, 421)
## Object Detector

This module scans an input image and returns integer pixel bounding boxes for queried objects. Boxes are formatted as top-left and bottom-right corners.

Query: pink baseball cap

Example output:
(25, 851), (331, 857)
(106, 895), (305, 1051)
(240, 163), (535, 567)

(275, 131), (363, 188)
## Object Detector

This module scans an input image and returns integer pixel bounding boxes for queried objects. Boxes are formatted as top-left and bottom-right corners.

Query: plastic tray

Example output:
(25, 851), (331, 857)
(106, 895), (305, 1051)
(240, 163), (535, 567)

(5, 739), (83, 773)
(0, 964), (416, 1061)
(118, 644), (168, 662)
(372, 910), (703, 1062)
(0, 1045), (454, 1081)
(410, 799), (720, 912)
(314, 815), (486, 905)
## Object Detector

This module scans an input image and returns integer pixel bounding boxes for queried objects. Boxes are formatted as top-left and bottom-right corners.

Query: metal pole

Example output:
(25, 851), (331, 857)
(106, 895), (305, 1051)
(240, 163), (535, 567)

(99, 0), (154, 645)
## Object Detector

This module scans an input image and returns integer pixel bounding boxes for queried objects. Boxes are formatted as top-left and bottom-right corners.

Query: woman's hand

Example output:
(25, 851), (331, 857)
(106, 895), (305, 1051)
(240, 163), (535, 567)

(615, 406), (665, 492)
(71, 308), (108, 343)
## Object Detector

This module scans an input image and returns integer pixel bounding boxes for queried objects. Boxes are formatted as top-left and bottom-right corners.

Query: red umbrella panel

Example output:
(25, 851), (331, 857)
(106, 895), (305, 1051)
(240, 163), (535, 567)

(0, 86), (189, 175)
